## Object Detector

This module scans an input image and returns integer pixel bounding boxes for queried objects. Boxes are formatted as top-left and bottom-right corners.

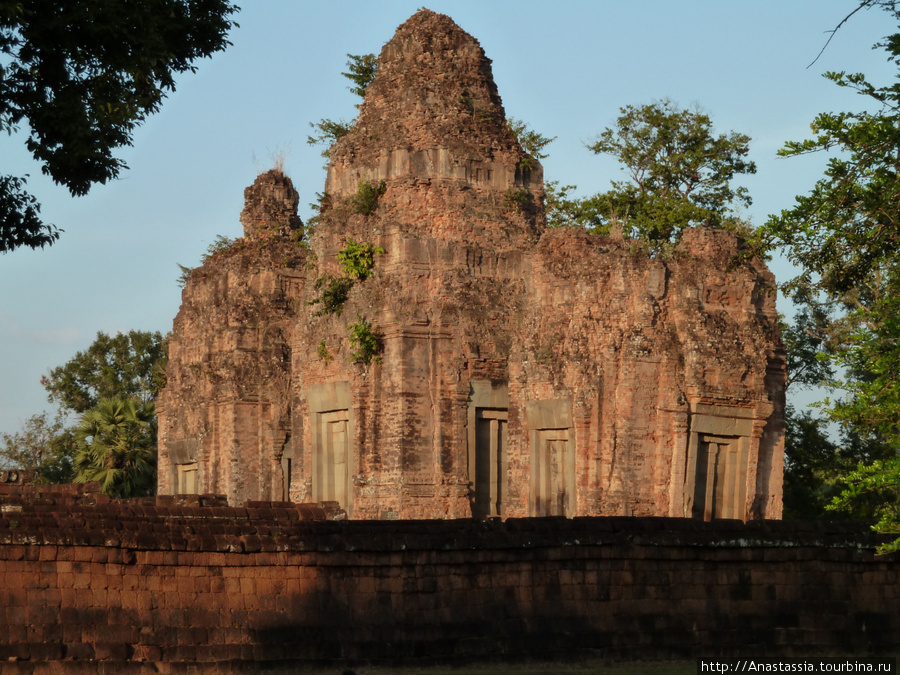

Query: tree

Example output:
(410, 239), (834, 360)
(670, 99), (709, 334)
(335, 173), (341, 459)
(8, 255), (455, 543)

(9, 329), (167, 486)
(762, 2), (900, 549)
(341, 52), (378, 98)
(544, 183), (610, 231)
(505, 118), (555, 166)
(1, 0), (239, 253)
(307, 54), (377, 157)
(583, 100), (756, 243)
(782, 400), (895, 520)
(73, 397), (156, 498)
(0, 410), (76, 483)
(42, 330), (167, 414)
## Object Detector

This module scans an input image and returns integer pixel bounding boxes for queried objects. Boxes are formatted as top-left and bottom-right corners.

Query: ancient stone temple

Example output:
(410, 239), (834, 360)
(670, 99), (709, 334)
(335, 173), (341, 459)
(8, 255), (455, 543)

(157, 9), (786, 520)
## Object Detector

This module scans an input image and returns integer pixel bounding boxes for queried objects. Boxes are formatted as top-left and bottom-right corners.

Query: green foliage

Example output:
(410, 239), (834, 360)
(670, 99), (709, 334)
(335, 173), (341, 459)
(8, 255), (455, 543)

(352, 179), (387, 216)
(761, 3), (900, 548)
(586, 99), (756, 243)
(73, 397), (157, 498)
(308, 238), (384, 315)
(307, 53), (377, 157)
(309, 275), (355, 316)
(317, 339), (333, 363)
(289, 228), (309, 248)
(176, 235), (236, 287)
(306, 192), (333, 231)
(545, 181), (602, 230)
(506, 117), (555, 168)
(783, 406), (841, 520)
(0, 410), (76, 484)
(5, 329), (167, 486)
(503, 188), (532, 213)
(203, 235), (236, 261)
(176, 264), (193, 289)
(544, 101), (755, 254)
(0, 174), (58, 252)
(342, 53), (378, 98)
(338, 238), (385, 280)
(0, 0), (239, 252)
(783, 405), (894, 520)
(828, 458), (900, 553)
(780, 287), (894, 521)
(306, 119), (353, 159)
(42, 330), (167, 414)
(347, 315), (382, 365)
(780, 299), (835, 390)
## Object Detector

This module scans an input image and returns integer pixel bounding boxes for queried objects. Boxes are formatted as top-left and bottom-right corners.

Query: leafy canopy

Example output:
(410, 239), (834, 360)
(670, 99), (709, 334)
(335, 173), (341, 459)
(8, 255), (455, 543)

(0, 0), (239, 252)
(308, 53), (378, 158)
(586, 100), (756, 242)
(0, 410), (76, 484)
(41, 330), (167, 414)
(1, 329), (165, 485)
(760, 1), (900, 550)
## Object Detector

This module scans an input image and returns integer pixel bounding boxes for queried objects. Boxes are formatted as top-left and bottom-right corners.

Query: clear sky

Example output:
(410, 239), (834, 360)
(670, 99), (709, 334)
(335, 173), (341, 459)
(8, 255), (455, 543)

(0, 1), (895, 435)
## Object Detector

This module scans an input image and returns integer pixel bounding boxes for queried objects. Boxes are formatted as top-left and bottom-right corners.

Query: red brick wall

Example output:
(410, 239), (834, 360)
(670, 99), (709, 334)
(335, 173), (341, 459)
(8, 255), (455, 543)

(1, 486), (897, 672)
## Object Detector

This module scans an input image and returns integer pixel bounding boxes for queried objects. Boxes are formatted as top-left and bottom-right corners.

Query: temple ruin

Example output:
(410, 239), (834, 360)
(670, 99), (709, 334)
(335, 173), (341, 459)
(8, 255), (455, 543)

(157, 9), (786, 520)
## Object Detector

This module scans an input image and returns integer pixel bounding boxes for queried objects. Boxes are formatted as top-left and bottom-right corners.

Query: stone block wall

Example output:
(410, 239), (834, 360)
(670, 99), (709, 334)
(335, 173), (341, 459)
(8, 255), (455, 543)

(1, 486), (897, 672)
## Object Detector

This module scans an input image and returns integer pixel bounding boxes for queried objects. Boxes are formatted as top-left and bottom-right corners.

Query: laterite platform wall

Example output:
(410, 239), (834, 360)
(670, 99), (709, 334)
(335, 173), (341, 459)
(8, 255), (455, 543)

(1, 484), (897, 673)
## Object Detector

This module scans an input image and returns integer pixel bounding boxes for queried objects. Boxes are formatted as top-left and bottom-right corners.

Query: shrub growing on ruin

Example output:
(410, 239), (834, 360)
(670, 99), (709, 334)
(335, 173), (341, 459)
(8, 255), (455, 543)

(338, 238), (385, 280)
(177, 235), (236, 288)
(306, 54), (378, 159)
(308, 239), (384, 315)
(317, 339), (333, 363)
(503, 188), (532, 213)
(352, 179), (387, 216)
(308, 275), (354, 316)
(347, 316), (382, 365)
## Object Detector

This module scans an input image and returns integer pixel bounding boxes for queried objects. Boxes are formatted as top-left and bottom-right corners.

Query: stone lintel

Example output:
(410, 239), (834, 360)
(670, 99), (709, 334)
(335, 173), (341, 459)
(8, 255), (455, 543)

(308, 381), (351, 414)
(169, 439), (199, 465)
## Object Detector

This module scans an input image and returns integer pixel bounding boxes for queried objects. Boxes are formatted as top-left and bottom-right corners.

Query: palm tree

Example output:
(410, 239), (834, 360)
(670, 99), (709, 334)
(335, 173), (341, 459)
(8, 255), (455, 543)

(73, 397), (157, 498)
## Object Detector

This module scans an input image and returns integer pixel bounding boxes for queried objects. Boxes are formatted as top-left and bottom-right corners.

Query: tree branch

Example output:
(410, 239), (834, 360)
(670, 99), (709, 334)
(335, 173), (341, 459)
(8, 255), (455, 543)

(808, 1), (872, 68)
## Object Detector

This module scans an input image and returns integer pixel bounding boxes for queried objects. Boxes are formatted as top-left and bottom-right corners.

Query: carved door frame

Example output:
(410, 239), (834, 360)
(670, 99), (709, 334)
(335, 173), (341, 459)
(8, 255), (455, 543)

(682, 404), (754, 521)
(468, 380), (509, 519)
(526, 399), (575, 517)
(309, 382), (354, 516)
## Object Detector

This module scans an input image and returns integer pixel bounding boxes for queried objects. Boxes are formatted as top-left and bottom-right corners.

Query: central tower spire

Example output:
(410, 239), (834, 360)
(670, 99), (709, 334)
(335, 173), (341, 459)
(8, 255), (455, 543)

(324, 8), (543, 231)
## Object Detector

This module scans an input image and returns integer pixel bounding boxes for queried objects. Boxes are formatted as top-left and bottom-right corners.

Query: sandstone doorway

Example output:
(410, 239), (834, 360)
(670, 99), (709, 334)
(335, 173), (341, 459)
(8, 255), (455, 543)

(309, 382), (354, 514)
(315, 409), (350, 508)
(690, 434), (747, 521)
(175, 462), (198, 495)
(533, 429), (573, 516)
(473, 408), (508, 518)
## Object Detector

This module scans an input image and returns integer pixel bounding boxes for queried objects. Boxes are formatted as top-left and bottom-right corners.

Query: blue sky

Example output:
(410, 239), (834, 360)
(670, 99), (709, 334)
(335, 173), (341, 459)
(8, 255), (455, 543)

(0, 1), (895, 434)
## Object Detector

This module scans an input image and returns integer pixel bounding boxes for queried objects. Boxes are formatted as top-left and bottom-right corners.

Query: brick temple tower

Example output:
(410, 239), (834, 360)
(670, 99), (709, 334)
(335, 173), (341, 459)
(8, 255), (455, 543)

(157, 9), (786, 520)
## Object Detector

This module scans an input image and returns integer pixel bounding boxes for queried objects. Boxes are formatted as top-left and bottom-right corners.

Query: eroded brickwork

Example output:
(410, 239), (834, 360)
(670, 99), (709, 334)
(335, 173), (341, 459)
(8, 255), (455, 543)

(158, 9), (785, 520)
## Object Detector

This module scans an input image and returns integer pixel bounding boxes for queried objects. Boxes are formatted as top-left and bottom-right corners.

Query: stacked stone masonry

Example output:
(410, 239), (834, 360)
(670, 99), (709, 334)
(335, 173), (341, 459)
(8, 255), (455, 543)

(0, 487), (897, 672)
(157, 9), (786, 521)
